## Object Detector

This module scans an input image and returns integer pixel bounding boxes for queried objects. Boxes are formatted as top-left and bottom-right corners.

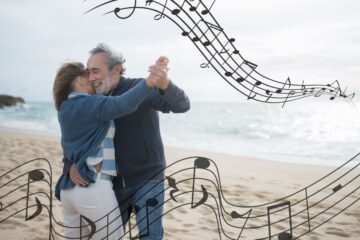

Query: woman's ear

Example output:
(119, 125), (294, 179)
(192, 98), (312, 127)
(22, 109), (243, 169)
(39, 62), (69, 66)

(75, 76), (85, 86)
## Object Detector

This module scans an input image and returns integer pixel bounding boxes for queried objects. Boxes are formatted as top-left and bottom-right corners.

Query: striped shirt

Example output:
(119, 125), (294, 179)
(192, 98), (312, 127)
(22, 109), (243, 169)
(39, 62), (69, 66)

(86, 121), (117, 176)
(68, 93), (117, 177)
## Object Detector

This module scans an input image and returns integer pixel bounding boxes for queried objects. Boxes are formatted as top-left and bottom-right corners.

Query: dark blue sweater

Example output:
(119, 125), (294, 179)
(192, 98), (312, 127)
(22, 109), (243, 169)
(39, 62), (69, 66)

(112, 77), (190, 187)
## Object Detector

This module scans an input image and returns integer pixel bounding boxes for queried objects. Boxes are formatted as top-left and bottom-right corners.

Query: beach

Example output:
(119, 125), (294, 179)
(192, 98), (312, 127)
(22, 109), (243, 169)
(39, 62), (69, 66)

(0, 129), (359, 240)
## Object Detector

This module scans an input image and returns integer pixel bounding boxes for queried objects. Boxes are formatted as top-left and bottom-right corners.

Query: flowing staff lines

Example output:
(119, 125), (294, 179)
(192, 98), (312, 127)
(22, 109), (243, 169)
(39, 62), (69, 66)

(84, 0), (355, 106)
(0, 158), (54, 240)
(85, 0), (313, 104)
(0, 155), (359, 239)
(160, 155), (360, 238)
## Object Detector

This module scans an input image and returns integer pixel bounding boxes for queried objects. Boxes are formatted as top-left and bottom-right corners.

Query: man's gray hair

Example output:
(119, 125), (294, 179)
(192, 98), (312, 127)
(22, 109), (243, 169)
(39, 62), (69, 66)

(89, 43), (126, 75)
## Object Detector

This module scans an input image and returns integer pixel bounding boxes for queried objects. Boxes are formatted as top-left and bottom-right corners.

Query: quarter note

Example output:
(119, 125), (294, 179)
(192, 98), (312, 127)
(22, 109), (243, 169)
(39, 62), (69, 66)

(182, 19), (223, 46)
(188, 0), (216, 15)
(225, 60), (258, 83)
(171, 0), (186, 15)
(265, 89), (273, 102)
(200, 0), (216, 15)
(276, 77), (291, 94)
(330, 87), (340, 100)
(140, 198), (159, 239)
(247, 80), (262, 100)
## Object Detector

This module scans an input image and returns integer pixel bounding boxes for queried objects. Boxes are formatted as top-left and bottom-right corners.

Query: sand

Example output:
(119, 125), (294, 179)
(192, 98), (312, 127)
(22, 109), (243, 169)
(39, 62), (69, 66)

(0, 129), (359, 240)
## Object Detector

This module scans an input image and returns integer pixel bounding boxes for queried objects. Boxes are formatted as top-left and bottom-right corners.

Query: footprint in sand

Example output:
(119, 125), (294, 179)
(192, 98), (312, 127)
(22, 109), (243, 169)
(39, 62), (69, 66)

(325, 227), (351, 238)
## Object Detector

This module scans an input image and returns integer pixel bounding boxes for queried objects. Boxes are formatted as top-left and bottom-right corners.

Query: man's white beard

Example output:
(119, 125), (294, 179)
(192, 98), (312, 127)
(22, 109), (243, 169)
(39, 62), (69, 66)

(95, 75), (112, 95)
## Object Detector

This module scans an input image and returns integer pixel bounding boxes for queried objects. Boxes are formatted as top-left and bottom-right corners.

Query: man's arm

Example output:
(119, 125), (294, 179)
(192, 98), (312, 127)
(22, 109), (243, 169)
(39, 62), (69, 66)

(152, 80), (190, 113)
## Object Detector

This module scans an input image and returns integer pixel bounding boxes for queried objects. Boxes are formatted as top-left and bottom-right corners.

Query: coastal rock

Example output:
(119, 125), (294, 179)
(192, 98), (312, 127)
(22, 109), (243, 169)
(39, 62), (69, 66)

(0, 95), (25, 108)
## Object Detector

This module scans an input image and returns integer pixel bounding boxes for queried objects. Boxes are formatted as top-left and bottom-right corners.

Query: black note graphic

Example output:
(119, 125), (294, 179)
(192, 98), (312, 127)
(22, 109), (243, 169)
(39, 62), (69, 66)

(25, 170), (44, 221)
(267, 201), (293, 240)
(191, 157), (210, 209)
(129, 198), (159, 239)
(167, 176), (180, 202)
(80, 215), (96, 239)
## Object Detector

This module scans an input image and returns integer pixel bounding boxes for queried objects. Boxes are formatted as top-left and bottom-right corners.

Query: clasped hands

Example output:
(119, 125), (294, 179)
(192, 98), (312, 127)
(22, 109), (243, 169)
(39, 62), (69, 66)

(145, 56), (170, 91)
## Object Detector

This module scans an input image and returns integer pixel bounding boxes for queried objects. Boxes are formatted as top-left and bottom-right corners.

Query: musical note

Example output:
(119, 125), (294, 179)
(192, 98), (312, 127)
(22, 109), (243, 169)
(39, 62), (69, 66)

(171, 0), (186, 15)
(192, 185), (208, 209)
(282, 90), (296, 108)
(200, 0), (216, 15)
(267, 201), (293, 240)
(247, 80), (262, 100)
(85, 0), (356, 105)
(1, 154), (360, 239)
(182, 19), (223, 47)
(203, 26), (223, 47)
(113, 0), (138, 20)
(129, 198), (159, 239)
(265, 89), (273, 102)
(167, 176), (179, 202)
(314, 88), (325, 97)
(145, 0), (154, 6)
(188, 0), (216, 15)
(154, 0), (168, 20)
(339, 87), (356, 99)
(26, 197), (42, 221)
(276, 77), (291, 94)
(200, 38), (235, 68)
(80, 215), (96, 239)
(225, 60), (258, 83)
(332, 184), (343, 193)
(230, 209), (253, 239)
(25, 170), (44, 221)
(191, 157), (210, 209)
(330, 87), (340, 100)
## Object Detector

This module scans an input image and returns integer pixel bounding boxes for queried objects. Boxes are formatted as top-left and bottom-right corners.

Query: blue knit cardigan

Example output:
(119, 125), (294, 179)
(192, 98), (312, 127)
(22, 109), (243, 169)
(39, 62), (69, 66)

(55, 80), (152, 200)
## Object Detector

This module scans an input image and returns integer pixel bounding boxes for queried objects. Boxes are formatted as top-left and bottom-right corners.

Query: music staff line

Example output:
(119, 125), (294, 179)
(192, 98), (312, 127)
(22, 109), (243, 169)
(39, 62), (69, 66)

(167, 0), (356, 102)
(85, 0), (356, 106)
(167, 0), (355, 103)
(1, 154), (359, 239)
(103, 2), (323, 102)
(163, 161), (359, 224)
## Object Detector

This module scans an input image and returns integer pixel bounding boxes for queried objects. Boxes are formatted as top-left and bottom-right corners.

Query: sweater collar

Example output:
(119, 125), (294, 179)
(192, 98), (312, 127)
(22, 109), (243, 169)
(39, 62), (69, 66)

(68, 92), (90, 99)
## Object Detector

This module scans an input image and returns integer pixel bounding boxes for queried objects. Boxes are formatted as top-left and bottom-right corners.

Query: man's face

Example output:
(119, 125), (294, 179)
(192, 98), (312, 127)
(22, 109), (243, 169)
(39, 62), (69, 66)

(87, 52), (113, 94)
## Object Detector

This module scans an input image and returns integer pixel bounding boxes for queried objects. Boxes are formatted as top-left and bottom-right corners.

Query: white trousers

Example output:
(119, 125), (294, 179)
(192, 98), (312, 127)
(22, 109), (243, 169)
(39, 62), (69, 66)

(61, 175), (123, 240)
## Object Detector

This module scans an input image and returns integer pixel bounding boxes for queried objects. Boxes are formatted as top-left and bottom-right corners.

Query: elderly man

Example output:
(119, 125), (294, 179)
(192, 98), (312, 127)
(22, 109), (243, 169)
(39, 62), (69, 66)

(67, 43), (190, 239)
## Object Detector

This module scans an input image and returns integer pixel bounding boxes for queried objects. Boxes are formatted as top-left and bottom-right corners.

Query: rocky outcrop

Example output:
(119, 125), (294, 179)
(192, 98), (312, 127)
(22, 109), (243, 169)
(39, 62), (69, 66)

(0, 95), (25, 108)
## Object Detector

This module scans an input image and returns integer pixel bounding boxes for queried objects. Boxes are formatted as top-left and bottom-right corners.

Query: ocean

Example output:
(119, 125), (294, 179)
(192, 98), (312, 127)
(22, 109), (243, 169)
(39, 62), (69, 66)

(1, 100), (359, 166)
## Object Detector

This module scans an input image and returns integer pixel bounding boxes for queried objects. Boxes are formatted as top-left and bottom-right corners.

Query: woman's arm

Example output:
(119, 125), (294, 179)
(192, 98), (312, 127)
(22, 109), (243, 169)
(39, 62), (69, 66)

(91, 80), (153, 121)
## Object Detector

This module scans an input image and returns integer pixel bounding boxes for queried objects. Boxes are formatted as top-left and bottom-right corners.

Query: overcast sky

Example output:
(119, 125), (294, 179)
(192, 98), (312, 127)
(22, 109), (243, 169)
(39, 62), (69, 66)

(0, 0), (359, 103)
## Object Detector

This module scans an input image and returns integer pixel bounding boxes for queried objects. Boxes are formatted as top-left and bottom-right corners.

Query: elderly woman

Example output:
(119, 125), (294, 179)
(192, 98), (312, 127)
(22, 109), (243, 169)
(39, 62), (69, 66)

(53, 60), (164, 240)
